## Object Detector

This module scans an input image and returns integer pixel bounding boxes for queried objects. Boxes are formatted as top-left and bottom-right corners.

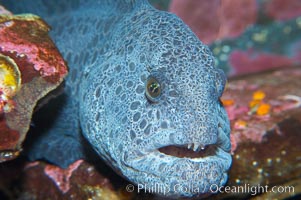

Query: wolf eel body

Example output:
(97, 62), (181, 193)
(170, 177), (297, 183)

(2, 0), (232, 198)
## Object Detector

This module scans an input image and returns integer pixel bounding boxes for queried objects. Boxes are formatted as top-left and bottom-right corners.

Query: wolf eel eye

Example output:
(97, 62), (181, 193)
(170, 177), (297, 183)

(146, 76), (161, 103)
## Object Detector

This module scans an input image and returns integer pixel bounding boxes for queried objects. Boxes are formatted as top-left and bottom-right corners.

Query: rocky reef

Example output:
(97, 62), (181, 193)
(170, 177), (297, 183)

(0, 2), (300, 200)
(170, 0), (301, 76)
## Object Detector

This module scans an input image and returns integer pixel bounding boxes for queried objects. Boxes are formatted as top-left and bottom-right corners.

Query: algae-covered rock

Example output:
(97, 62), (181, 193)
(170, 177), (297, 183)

(0, 10), (68, 162)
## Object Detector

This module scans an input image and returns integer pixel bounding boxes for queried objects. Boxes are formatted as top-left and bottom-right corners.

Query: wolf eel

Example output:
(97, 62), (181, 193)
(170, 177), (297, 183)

(1, 0), (232, 198)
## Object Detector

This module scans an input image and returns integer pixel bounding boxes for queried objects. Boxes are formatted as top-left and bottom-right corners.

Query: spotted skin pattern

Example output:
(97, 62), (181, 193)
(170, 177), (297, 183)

(2, 0), (232, 198)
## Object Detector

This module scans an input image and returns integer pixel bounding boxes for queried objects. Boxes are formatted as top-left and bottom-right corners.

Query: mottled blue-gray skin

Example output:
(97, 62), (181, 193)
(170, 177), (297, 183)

(2, 0), (231, 198)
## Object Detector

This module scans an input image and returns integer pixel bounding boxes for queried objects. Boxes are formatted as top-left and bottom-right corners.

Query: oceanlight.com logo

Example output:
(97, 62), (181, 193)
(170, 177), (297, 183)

(125, 183), (295, 196)
(210, 183), (295, 196)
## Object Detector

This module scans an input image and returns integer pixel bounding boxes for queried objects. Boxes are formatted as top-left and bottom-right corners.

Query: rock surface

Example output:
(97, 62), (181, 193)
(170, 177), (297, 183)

(0, 10), (68, 162)
(169, 0), (301, 76)
(169, 0), (257, 44)
(218, 67), (301, 199)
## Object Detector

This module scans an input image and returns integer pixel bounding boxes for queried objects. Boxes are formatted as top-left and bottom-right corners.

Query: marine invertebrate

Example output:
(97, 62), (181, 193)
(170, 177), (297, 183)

(0, 54), (20, 114)
(44, 160), (83, 193)
(2, 0), (231, 198)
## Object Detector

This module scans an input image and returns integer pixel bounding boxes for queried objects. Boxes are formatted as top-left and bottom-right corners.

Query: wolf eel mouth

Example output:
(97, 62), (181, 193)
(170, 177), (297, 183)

(158, 144), (217, 159)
